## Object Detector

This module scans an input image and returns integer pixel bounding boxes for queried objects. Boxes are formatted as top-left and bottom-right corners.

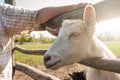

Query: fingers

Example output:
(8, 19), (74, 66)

(79, 3), (89, 7)
(73, 3), (91, 10)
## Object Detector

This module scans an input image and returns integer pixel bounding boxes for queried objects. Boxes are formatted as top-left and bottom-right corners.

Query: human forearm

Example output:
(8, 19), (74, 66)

(36, 3), (88, 24)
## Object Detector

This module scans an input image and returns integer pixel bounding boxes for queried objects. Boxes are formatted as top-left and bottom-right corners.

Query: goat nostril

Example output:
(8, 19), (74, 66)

(44, 55), (51, 62)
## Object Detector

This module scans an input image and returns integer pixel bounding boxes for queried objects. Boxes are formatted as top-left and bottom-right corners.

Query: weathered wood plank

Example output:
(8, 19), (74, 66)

(80, 57), (120, 73)
(15, 62), (60, 80)
(13, 46), (46, 55)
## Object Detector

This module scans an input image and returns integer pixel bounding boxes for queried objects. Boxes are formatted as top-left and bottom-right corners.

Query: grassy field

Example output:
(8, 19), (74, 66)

(105, 41), (120, 57)
(14, 41), (120, 65)
(14, 44), (51, 65)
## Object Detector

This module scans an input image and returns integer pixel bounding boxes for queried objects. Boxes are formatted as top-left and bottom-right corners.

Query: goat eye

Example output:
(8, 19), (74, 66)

(69, 32), (80, 39)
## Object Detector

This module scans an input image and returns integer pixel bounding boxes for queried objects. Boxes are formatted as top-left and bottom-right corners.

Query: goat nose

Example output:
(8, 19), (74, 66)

(44, 55), (51, 62)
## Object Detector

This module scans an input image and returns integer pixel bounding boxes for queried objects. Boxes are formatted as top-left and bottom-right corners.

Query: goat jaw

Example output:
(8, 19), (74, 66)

(45, 27), (59, 36)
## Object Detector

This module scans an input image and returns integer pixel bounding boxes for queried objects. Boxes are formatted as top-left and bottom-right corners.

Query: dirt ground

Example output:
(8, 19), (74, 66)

(14, 63), (86, 80)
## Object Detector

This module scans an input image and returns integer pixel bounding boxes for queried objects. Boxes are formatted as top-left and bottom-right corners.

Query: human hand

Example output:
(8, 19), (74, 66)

(36, 3), (89, 24)
(72, 3), (89, 10)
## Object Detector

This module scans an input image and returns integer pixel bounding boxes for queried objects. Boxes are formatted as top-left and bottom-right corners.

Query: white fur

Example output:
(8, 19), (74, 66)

(44, 5), (120, 80)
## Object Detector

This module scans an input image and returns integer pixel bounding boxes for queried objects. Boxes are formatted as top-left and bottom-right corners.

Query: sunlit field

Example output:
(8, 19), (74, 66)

(14, 41), (120, 65)
(105, 41), (120, 57)
(14, 44), (51, 65)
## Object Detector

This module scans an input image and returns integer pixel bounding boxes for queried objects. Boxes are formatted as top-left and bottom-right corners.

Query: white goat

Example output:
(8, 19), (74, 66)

(44, 5), (120, 80)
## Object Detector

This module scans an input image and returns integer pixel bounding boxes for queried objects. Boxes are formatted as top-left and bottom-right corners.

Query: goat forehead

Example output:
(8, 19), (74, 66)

(60, 20), (84, 35)
(62, 19), (83, 27)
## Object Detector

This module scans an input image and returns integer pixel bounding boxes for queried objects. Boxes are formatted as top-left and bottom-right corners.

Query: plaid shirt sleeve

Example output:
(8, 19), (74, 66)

(1, 3), (39, 36)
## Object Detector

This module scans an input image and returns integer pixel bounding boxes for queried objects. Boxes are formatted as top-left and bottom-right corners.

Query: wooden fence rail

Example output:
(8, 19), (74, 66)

(14, 62), (60, 80)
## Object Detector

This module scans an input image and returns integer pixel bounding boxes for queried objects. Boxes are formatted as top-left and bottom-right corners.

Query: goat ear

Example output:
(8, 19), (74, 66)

(46, 27), (58, 36)
(83, 5), (96, 32)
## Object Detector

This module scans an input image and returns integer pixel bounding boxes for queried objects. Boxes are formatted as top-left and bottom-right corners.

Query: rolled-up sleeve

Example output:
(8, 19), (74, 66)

(1, 3), (39, 36)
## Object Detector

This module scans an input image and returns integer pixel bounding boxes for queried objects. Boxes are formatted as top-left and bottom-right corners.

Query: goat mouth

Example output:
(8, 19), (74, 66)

(45, 59), (61, 69)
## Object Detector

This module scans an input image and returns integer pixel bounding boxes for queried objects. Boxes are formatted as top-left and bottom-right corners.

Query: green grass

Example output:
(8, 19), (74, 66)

(14, 44), (51, 65)
(14, 41), (120, 65)
(104, 41), (120, 57)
